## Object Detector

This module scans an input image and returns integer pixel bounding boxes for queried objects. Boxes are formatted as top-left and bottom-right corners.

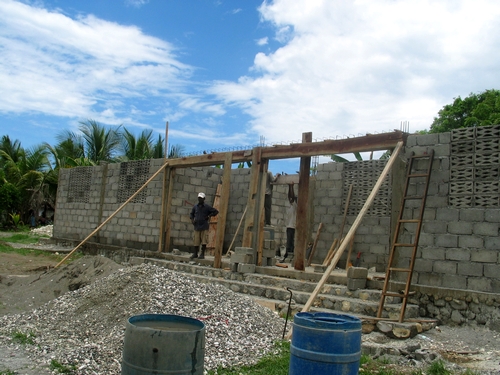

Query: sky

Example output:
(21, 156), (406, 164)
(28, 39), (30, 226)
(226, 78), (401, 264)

(1, 0), (500, 173)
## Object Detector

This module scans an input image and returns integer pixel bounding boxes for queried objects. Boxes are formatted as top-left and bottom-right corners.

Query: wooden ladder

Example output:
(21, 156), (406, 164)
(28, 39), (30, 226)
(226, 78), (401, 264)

(376, 149), (434, 322)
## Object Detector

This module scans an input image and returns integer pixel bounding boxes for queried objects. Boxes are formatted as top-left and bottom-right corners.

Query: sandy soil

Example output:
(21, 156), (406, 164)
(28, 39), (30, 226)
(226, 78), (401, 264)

(0, 240), (499, 374)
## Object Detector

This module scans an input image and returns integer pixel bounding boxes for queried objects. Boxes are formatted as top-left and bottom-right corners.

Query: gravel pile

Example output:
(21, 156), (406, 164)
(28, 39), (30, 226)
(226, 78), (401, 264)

(0, 263), (285, 374)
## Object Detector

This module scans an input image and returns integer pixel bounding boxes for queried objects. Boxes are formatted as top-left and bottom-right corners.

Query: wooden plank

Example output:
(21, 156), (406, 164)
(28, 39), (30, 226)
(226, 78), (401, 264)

(213, 153), (232, 268)
(285, 141), (404, 339)
(226, 205), (247, 256)
(307, 222), (323, 266)
(294, 132), (312, 271)
(242, 148), (262, 248)
(322, 238), (337, 266)
(55, 160), (170, 268)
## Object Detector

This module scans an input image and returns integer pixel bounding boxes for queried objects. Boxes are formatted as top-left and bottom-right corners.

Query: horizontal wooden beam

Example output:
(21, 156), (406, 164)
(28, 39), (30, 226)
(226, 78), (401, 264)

(166, 131), (407, 167)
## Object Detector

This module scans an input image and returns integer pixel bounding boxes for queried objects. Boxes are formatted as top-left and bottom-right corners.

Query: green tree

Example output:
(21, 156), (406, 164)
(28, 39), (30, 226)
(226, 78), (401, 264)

(429, 89), (500, 133)
(167, 144), (185, 158)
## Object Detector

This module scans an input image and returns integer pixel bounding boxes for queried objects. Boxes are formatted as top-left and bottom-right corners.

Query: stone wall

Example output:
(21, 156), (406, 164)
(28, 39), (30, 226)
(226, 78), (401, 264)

(53, 125), (500, 294)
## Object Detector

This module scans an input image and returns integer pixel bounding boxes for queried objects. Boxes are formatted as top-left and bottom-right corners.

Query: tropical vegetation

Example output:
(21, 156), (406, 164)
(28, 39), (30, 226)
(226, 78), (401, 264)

(0, 119), (183, 228)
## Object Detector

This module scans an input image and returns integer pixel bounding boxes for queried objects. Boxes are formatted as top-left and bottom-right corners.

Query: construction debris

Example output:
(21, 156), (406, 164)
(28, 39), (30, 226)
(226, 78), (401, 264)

(0, 261), (284, 374)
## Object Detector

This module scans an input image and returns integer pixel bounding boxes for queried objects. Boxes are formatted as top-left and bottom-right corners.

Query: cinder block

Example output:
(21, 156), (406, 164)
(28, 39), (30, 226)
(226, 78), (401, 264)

(230, 262), (238, 272)
(264, 227), (275, 240)
(262, 249), (275, 258)
(235, 247), (254, 254)
(264, 239), (275, 249)
(230, 252), (254, 264)
(347, 278), (367, 291)
(237, 263), (256, 273)
(347, 267), (368, 279)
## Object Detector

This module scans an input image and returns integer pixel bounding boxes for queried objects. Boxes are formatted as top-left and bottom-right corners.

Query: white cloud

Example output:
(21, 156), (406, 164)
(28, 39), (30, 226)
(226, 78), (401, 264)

(212, 0), (500, 142)
(256, 37), (268, 46)
(0, 0), (192, 122)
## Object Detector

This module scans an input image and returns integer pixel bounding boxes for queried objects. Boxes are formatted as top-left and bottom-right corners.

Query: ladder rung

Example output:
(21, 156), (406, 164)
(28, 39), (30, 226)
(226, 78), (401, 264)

(389, 267), (411, 272)
(383, 292), (406, 298)
(399, 219), (419, 223)
(393, 243), (415, 247)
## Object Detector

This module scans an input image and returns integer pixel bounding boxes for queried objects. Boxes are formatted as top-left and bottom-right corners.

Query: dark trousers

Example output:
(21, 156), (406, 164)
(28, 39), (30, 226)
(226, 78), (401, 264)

(264, 193), (272, 225)
(285, 227), (295, 258)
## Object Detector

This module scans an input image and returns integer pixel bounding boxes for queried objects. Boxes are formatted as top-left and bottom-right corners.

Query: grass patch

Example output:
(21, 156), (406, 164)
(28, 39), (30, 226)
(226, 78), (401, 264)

(12, 330), (35, 345)
(0, 370), (17, 375)
(427, 360), (452, 375)
(207, 341), (290, 375)
(49, 359), (76, 374)
(0, 239), (81, 263)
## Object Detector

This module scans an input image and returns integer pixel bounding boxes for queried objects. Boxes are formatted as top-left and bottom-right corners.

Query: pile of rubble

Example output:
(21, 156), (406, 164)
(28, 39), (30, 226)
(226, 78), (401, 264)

(30, 224), (53, 237)
(0, 263), (284, 374)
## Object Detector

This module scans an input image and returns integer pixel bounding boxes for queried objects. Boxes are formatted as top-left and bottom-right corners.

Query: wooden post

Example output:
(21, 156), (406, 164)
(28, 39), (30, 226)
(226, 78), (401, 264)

(214, 152), (232, 268)
(56, 160), (170, 268)
(295, 132), (312, 271)
(285, 141), (403, 339)
(158, 122), (169, 252)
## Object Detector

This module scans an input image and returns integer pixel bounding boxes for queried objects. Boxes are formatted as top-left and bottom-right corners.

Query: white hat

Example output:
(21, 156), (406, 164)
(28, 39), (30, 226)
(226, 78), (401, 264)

(198, 192), (206, 198)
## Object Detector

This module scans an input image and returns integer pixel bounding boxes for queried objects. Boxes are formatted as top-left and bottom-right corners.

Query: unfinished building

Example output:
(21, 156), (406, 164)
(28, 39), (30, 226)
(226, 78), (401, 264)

(52, 125), (500, 328)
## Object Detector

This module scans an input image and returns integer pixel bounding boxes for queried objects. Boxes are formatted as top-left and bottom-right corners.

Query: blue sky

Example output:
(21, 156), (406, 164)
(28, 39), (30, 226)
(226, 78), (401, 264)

(1, 0), (500, 173)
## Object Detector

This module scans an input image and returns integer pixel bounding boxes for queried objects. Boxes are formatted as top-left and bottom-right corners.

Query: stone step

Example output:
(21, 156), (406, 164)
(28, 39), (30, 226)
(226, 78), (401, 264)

(130, 257), (419, 320)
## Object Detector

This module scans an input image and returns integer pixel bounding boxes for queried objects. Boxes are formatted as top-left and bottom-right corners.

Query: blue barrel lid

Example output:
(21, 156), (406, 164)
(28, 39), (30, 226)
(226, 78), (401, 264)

(293, 312), (361, 330)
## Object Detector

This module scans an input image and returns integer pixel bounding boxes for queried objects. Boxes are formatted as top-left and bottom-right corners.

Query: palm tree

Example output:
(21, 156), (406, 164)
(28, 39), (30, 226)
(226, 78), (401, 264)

(0, 143), (53, 222)
(0, 135), (23, 167)
(79, 119), (122, 164)
(168, 144), (185, 159)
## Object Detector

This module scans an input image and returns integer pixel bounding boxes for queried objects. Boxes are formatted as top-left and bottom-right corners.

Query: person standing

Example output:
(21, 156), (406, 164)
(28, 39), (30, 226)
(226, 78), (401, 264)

(190, 192), (219, 259)
(281, 183), (297, 263)
(265, 170), (280, 226)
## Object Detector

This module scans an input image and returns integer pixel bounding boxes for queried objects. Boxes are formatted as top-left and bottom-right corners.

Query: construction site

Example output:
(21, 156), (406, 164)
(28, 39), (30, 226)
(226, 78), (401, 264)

(1, 125), (499, 374)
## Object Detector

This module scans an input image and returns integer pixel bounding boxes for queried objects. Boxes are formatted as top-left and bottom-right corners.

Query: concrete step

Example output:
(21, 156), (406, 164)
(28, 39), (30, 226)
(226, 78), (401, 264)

(130, 257), (420, 320)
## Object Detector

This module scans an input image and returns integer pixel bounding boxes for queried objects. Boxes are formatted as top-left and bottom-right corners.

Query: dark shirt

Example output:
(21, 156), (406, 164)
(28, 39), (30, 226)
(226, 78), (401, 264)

(190, 203), (219, 231)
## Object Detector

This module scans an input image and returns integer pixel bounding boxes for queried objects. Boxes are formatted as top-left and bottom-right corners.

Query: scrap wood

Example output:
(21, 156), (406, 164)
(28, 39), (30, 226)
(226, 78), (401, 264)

(307, 222), (323, 266)
(225, 205), (247, 257)
(275, 263), (289, 268)
(322, 238), (338, 266)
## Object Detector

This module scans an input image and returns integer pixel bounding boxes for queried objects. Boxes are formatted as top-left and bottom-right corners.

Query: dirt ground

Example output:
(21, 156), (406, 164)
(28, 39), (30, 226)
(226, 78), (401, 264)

(0, 242), (499, 374)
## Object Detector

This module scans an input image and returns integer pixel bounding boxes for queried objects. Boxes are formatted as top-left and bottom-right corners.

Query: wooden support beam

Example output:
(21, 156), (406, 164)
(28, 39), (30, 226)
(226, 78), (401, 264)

(256, 160), (269, 266)
(158, 121), (169, 252)
(285, 141), (403, 339)
(164, 131), (406, 167)
(214, 153), (232, 268)
(294, 132), (312, 271)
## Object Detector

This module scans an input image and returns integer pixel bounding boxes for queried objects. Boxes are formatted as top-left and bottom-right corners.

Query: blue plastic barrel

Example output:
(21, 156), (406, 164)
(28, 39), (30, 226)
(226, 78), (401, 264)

(122, 314), (205, 375)
(289, 312), (361, 375)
